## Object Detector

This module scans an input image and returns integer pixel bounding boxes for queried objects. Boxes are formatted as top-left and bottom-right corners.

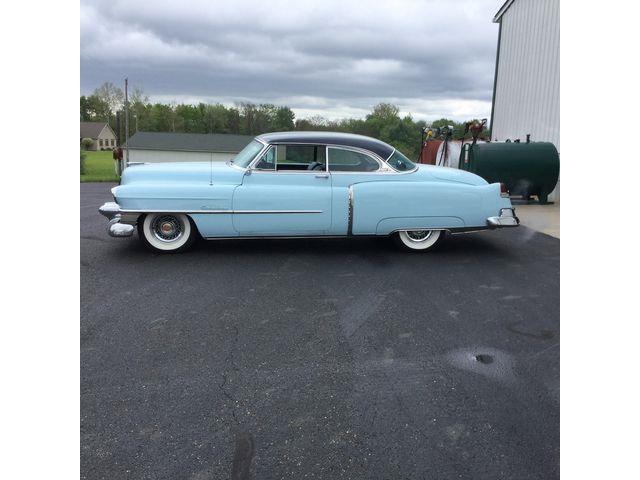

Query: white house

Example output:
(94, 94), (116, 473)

(80, 122), (118, 151)
(124, 132), (254, 164)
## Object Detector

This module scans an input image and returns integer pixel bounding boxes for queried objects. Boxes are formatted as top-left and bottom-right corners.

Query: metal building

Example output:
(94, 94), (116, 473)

(490, 0), (559, 150)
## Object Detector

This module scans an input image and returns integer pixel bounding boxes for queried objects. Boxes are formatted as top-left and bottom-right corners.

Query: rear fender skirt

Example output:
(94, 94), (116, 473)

(376, 216), (465, 235)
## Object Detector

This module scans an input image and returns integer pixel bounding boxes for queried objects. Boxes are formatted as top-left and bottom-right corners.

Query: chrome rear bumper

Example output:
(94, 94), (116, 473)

(487, 208), (520, 228)
(99, 202), (135, 237)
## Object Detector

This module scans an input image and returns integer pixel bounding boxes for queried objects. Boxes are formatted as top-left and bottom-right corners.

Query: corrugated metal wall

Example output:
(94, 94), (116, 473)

(491, 0), (560, 150)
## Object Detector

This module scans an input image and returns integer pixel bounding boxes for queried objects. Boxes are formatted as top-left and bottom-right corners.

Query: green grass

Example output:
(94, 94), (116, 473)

(80, 150), (120, 182)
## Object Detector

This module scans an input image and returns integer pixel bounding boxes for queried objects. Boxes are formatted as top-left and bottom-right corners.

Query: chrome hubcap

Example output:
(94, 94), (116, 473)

(152, 215), (184, 242)
(405, 230), (433, 242)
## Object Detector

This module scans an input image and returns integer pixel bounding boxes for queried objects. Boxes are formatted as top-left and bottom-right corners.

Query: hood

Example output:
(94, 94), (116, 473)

(120, 161), (246, 186)
(416, 164), (488, 186)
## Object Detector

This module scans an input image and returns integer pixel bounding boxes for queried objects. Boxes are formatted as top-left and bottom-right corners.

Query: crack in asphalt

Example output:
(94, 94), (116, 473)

(219, 323), (240, 426)
(217, 322), (256, 480)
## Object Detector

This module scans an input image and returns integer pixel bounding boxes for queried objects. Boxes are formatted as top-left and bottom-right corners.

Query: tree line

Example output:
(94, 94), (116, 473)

(81, 82), (488, 160)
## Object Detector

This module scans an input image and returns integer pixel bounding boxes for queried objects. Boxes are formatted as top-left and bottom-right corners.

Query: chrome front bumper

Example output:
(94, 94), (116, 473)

(487, 208), (520, 228)
(99, 202), (135, 237)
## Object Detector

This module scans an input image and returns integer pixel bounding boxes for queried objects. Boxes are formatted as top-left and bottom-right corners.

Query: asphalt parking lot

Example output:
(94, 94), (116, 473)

(81, 182), (559, 480)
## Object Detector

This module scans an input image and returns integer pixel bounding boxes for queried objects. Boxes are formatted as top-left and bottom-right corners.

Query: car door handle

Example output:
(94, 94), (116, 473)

(315, 174), (329, 178)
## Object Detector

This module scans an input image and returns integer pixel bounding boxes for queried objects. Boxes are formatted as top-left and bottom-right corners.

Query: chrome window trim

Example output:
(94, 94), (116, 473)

(247, 142), (328, 173)
(247, 141), (418, 175)
(232, 138), (270, 170)
(385, 148), (419, 174)
(326, 145), (390, 174)
(251, 145), (278, 172)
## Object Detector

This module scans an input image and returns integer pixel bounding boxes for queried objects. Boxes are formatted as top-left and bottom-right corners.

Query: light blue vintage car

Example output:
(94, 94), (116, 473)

(99, 132), (518, 253)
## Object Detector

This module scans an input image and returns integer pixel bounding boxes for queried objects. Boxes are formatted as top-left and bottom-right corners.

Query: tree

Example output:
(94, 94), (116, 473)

(274, 106), (295, 131)
(238, 103), (258, 134)
(149, 103), (174, 131)
(226, 107), (241, 134)
(370, 103), (400, 121)
(79, 91), (491, 161)
(128, 87), (151, 133)
(93, 82), (124, 122)
(80, 96), (91, 121)
(203, 104), (229, 133)
(81, 94), (110, 122)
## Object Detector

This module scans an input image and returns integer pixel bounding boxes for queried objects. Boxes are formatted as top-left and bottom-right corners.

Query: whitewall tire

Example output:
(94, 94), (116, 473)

(394, 229), (444, 252)
(138, 213), (197, 253)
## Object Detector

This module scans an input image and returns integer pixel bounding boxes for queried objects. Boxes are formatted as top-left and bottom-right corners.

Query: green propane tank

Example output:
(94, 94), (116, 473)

(459, 141), (559, 203)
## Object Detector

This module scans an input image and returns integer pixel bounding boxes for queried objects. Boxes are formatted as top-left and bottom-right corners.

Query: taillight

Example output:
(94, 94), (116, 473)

(500, 183), (510, 197)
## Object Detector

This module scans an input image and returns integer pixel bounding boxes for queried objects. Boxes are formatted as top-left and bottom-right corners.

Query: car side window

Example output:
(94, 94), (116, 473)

(275, 145), (326, 172)
(328, 147), (380, 172)
(253, 146), (276, 170)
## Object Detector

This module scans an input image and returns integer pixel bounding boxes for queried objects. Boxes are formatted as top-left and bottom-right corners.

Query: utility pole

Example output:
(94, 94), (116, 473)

(115, 111), (121, 146)
(124, 77), (130, 166)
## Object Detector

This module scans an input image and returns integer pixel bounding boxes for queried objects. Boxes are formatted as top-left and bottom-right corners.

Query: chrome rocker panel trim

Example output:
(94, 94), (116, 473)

(487, 208), (520, 228)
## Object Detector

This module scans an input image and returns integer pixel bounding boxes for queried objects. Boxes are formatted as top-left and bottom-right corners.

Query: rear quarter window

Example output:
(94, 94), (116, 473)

(328, 148), (380, 172)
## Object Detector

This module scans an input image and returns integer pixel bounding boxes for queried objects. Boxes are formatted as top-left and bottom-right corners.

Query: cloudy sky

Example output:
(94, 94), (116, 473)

(81, 0), (504, 121)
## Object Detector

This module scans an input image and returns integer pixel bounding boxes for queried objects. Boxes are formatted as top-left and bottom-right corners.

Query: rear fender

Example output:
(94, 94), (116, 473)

(350, 181), (501, 234)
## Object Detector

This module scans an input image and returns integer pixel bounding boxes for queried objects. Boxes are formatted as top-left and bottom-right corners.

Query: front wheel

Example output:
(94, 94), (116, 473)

(393, 229), (445, 252)
(138, 213), (197, 253)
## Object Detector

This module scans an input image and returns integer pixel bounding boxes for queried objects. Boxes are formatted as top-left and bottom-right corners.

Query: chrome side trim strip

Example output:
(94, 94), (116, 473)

(100, 201), (323, 217)
(119, 209), (323, 215)
(347, 185), (354, 236)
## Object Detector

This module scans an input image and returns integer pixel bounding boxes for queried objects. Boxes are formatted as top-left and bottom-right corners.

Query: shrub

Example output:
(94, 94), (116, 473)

(81, 138), (93, 150)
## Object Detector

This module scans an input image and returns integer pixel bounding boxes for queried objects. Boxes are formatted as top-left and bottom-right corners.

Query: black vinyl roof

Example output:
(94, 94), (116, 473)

(257, 132), (395, 159)
(125, 132), (253, 152)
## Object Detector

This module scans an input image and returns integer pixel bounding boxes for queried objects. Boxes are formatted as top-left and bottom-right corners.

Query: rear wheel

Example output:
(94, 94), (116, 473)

(138, 213), (197, 253)
(393, 229), (444, 252)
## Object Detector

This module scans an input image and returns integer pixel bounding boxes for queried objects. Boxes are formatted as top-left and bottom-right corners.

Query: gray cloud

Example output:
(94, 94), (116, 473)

(81, 0), (503, 121)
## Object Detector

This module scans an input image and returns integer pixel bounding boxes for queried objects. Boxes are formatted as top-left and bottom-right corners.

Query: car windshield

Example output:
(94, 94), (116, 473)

(231, 140), (264, 168)
(386, 149), (416, 171)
